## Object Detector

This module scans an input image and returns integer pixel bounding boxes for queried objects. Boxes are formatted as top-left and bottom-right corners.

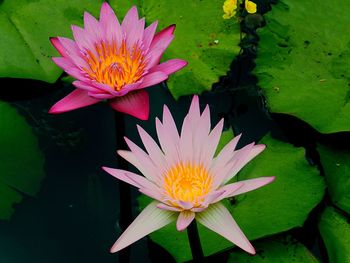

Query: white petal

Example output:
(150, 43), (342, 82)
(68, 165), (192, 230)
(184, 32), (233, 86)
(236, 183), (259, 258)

(196, 203), (256, 255)
(110, 201), (176, 253)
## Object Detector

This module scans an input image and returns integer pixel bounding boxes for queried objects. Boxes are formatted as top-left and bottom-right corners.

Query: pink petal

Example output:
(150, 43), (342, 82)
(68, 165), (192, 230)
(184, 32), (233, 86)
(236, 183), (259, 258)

(146, 35), (174, 69)
(123, 137), (161, 183)
(223, 144), (266, 184)
(151, 24), (176, 49)
(177, 201), (193, 210)
(228, 177), (275, 197)
(99, 2), (123, 46)
(110, 201), (176, 253)
(73, 80), (99, 92)
(117, 150), (158, 185)
(162, 105), (180, 144)
(137, 72), (168, 90)
(52, 37), (89, 69)
(194, 105), (211, 164)
(137, 125), (167, 173)
(155, 118), (180, 165)
(102, 167), (160, 193)
(49, 89), (100, 114)
(84, 11), (102, 42)
(121, 6), (139, 35)
(126, 18), (145, 48)
(157, 203), (182, 212)
(188, 95), (201, 122)
(71, 25), (96, 55)
(179, 115), (193, 162)
(201, 119), (224, 166)
(176, 211), (195, 231)
(52, 57), (86, 80)
(149, 59), (187, 76)
(203, 189), (226, 205)
(109, 89), (149, 120)
(209, 182), (244, 203)
(143, 21), (158, 51)
(139, 188), (163, 203)
(197, 203), (256, 255)
(50, 37), (66, 56)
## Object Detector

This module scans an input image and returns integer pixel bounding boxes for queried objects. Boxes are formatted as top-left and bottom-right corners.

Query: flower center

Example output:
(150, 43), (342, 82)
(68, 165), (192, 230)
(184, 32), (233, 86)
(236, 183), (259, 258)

(84, 40), (146, 91)
(163, 163), (213, 205)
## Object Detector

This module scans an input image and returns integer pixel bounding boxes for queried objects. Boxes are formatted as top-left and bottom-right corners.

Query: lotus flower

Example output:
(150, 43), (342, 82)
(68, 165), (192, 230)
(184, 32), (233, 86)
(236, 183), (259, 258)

(49, 3), (187, 120)
(103, 95), (275, 254)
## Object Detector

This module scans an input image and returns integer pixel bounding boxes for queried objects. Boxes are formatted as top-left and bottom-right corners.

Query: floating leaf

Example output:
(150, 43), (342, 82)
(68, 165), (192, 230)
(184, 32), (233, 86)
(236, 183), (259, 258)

(0, 102), (45, 219)
(318, 145), (350, 214)
(110, 0), (241, 99)
(0, 0), (104, 82)
(138, 135), (325, 262)
(228, 236), (318, 262)
(255, 0), (350, 133)
(319, 207), (350, 263)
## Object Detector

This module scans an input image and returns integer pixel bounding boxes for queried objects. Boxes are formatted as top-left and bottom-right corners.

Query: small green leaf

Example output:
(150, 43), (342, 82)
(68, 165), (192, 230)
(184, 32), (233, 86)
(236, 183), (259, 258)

(228, 236), (319, 262)
(138, 135), (325, 262)
(0, 102), (45, 219)
(0, 0), (104, 82)
(318, 145), (350, 215)
(319, 207), (350, 263)
(255, 0), (350, 133)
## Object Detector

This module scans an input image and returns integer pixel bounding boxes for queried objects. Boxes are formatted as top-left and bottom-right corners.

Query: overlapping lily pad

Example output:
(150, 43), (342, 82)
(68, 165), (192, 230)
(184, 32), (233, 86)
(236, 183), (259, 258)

(228, 236), (318, 262)
(0, 102), (44, 219)
(318, 145), (350, 215)
(255, 0), (350, 133)
(319, 207), (350, 262)
(139, 135), (325, 262)
(0, 0), (104, 82)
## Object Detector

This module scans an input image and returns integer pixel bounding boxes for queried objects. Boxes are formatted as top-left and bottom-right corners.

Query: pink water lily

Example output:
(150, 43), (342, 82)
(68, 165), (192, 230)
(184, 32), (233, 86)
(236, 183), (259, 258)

(103, 95), (275, 254)
(49, 3), (187, 120)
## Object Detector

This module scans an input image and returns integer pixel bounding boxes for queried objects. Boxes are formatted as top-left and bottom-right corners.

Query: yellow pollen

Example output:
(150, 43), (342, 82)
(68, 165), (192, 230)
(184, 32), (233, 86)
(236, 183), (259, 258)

(163, 163), (213, 206)
(83, 40), (146, 91)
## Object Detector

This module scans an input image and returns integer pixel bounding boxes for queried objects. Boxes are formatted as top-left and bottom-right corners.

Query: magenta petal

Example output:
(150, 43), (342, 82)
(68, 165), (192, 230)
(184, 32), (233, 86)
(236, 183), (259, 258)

(138, 72), (168, 90)
(149, 59), (188, 76)
(176, 211), (195, 231)
(229, 177), (276, 197)
(109, 90), (149, 120)
(151, 24), (176, 48)
(50, 37), (65, 56)
(49, 89), (100, 114)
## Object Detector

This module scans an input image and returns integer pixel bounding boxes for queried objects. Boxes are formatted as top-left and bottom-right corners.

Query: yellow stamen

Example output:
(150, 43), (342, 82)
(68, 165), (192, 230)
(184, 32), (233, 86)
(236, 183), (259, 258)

(163, 163), (213, 207)
(83, 40), (146, 91)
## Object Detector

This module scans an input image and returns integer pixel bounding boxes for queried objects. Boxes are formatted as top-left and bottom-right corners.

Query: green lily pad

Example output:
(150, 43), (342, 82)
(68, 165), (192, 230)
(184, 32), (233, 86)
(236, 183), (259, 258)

(319, 207), (350, 263)
(111, 0), (241, 99)
(0, 102), (45, 219)
(318, 145), (350, 214)
(228, 236), (319, 262)
(138, 135), (325, 262)
(254, 0), (350, 133)
(0, 0), (104, 82)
